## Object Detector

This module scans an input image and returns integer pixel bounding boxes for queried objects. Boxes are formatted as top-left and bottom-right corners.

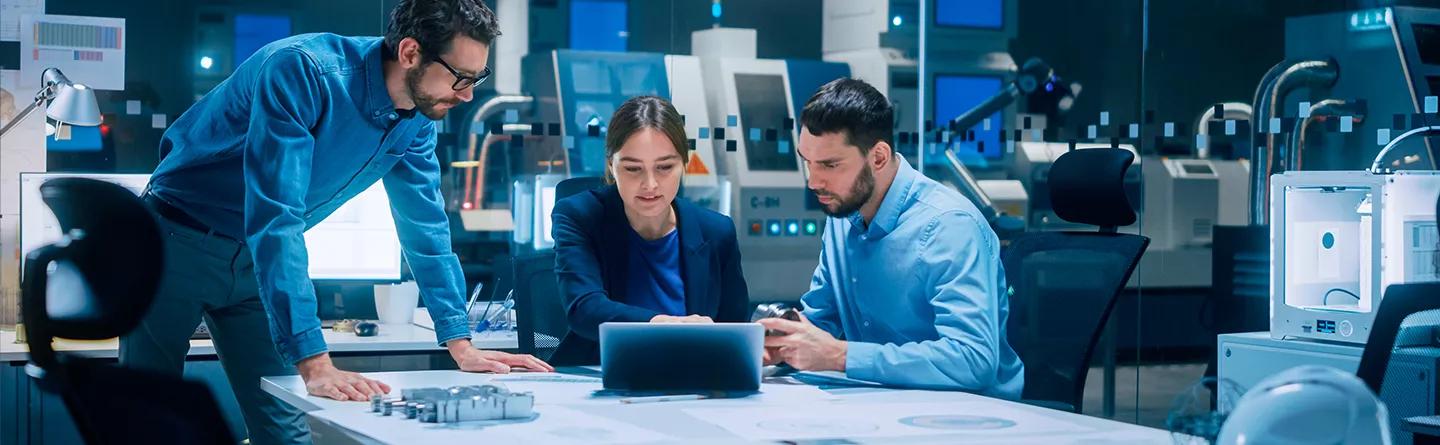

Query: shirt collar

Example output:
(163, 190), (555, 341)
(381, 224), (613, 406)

(847, 153), (916, 239)
(363, 38), (406, 121)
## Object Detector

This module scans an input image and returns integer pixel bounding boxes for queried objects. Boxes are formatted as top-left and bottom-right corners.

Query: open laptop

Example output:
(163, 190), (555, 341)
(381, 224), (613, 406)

(599, 322), (764, 395)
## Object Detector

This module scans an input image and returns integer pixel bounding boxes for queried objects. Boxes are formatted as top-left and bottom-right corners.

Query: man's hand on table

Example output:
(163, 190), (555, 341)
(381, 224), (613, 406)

(297, 353), (391, 401)
(447, 339), (555, 373)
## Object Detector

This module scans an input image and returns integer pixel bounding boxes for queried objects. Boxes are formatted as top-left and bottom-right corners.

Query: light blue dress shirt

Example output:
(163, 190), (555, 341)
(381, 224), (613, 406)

(801, 156), (1025, 399)
(148, 34), (470, 364)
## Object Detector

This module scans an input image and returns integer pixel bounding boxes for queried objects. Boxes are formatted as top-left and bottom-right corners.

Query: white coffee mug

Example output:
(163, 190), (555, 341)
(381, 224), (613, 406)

(374, 281), (419, 325)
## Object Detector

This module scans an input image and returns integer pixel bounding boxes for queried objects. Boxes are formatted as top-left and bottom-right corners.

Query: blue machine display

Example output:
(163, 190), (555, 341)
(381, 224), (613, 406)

(934, 74), (1004, 163)
(1270, 170), (1440, 344)
(523, 50), (672, 177)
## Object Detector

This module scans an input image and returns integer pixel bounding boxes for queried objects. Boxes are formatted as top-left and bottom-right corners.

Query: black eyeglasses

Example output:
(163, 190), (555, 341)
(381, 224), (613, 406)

(433, 56), (491, 91)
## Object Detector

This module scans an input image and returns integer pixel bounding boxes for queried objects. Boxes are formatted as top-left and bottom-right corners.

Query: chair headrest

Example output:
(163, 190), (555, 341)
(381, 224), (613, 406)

(1049, 148), (1138, 228)
(555, 176), (606, 201)
(24, 178), (164, 340)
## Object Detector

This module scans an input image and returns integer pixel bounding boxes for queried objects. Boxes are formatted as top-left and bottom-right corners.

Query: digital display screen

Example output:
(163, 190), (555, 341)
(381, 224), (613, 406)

(20, 173), (403, 281)
(735, 73), (797, 172)
(934, 74), (1004, 161)
(1413, 24), (1440, 66)
(936, 0), (1003, 30)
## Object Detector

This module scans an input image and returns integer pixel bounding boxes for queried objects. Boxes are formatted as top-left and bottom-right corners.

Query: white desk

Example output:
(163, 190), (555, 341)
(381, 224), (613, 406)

(1, 321), (520, 363)
(262, 370), (1173, 444)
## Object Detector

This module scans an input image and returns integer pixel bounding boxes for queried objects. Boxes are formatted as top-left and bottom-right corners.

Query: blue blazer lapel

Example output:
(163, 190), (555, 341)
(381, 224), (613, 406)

(676, 200), (710, 316)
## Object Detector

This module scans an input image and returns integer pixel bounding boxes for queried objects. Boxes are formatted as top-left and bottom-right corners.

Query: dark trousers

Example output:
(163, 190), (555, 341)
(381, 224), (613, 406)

(119, 196), (310, 445)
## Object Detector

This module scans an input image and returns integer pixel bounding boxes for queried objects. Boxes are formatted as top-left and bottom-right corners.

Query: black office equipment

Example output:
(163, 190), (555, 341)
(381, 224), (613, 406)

(21, 178), (234, 444)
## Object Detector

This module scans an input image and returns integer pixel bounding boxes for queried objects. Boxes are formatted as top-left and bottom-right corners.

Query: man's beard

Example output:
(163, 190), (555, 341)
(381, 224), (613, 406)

(405, 66), (455, 120)
(815, 164), (875, 217)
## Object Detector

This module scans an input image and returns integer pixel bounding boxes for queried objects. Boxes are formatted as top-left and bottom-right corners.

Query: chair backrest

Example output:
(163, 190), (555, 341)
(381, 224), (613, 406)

(21, 178), (233, 444)
(1004, 232), (1148, 412)
(555, 176), (606, 201)
(1356, 282), (1440, 394)
(1005, 147), (1148, 412)
(511, 252), (570, 360)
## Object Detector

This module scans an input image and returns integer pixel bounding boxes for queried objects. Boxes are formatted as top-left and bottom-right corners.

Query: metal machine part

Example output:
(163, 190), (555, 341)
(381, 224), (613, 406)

(1269, 170), (1440, 344)
(1252, 7), (1440, 224)
(370, 385), (535, 423)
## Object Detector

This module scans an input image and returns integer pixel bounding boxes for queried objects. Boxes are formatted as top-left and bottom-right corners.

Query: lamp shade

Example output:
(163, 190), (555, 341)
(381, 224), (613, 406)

(46, 83), (101, 127)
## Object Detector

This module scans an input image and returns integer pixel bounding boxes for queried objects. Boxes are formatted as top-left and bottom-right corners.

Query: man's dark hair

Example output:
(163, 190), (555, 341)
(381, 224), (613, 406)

(383, 0), (501, 61)
(800, 78), (894, 154)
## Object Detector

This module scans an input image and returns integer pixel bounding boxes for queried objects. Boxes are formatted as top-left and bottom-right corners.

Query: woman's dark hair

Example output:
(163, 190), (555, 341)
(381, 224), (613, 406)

(604, 96), (691, 181)
(383, 0), (501, 61)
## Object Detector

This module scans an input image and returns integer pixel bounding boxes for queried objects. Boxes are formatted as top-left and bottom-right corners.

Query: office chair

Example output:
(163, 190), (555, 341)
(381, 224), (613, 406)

(511, 251), (578, 364)
(1003, 148), (1150, 413)
(555, 176), (606, 202)
(21, 178), (234, 444)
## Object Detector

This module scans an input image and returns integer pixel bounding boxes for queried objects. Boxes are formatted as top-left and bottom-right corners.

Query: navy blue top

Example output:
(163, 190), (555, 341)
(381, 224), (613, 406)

(626, 228), (686, 316)
(550, 185), (750, 365)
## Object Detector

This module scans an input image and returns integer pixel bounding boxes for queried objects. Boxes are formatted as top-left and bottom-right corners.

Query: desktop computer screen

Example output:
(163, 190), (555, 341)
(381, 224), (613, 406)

(19, 173), (403, 281)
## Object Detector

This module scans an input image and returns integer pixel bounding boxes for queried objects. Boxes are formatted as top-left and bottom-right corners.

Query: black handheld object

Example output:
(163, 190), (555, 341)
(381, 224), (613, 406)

(947, 57), (1053, 133)
(751, 303), (802, 336)
(355, 321), (378, 337)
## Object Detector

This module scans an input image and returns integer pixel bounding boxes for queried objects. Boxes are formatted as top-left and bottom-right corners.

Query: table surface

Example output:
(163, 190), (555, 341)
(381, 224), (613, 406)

(2, 322), (520, 363)
(262, 369), (1175, 445)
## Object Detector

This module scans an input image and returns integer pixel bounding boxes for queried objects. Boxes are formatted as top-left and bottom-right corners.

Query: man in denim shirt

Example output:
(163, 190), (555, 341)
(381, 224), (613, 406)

(122, 1), (551, 443)
(759, 78), (1024, 399)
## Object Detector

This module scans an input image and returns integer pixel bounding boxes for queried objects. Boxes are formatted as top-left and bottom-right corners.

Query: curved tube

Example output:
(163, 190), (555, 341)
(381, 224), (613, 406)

(1248, 59), (1338, 225)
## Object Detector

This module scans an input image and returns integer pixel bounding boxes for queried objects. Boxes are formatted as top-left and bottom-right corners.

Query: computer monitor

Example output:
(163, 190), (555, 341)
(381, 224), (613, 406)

(19, 173), (403, 281)
(933, 74), (1005, 163)
(935, 0), (1004, 30)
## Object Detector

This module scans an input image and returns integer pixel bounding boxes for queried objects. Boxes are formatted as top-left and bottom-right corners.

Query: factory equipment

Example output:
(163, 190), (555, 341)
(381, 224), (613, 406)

(1270, 170), (1440, 344)
(693, 29), (830, 302)
(1251, 7), (1440, 224)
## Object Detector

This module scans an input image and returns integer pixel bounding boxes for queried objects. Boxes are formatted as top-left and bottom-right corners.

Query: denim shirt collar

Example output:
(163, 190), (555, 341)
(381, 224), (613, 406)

(363, 39), (405, 122)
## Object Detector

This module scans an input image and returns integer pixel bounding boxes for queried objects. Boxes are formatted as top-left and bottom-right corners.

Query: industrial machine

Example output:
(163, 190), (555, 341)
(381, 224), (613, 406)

(822, 0), (1018, 172)
(1251, 7), (1440, 225)
(693, 28), (837, 302)
(504, 49), (723, 252)
(1270, 171), (1440, 344)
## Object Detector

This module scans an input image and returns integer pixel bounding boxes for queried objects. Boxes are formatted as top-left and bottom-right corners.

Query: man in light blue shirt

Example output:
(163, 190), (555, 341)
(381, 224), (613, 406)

(759, 78), (1024, 399)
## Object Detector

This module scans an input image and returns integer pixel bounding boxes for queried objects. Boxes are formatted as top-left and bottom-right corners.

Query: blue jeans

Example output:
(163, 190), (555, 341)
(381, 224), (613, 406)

(119, 198), (310, 445)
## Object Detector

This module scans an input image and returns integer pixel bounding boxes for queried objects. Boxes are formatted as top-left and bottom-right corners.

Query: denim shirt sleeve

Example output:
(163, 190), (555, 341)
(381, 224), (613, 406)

(242, 48), (328, 364)
(800, 219), (845, 337)
(382, 122), (471, 347)
(844, 211), (1006, 391)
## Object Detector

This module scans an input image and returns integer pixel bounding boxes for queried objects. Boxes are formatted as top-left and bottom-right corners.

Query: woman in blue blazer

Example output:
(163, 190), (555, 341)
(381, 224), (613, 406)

(550, 96), (750, 365)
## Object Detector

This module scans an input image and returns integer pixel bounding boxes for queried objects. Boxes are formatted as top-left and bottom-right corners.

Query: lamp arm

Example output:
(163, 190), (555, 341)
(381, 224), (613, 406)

(0, 96), (44, 140)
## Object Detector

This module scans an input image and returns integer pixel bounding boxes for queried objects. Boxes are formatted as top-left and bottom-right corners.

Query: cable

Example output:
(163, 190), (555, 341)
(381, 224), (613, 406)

(1322, 288), (1362, 306)
(1371, 125), (1440, 172)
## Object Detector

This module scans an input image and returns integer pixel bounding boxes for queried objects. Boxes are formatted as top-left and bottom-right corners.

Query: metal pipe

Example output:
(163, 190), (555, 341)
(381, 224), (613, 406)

(1194, 102), (1252, 159)
(943, 149), (999, 223)
(1288, 99), (1358, 172)
(463, 95), (534, 210)
(1247, 59), (1338, 225)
